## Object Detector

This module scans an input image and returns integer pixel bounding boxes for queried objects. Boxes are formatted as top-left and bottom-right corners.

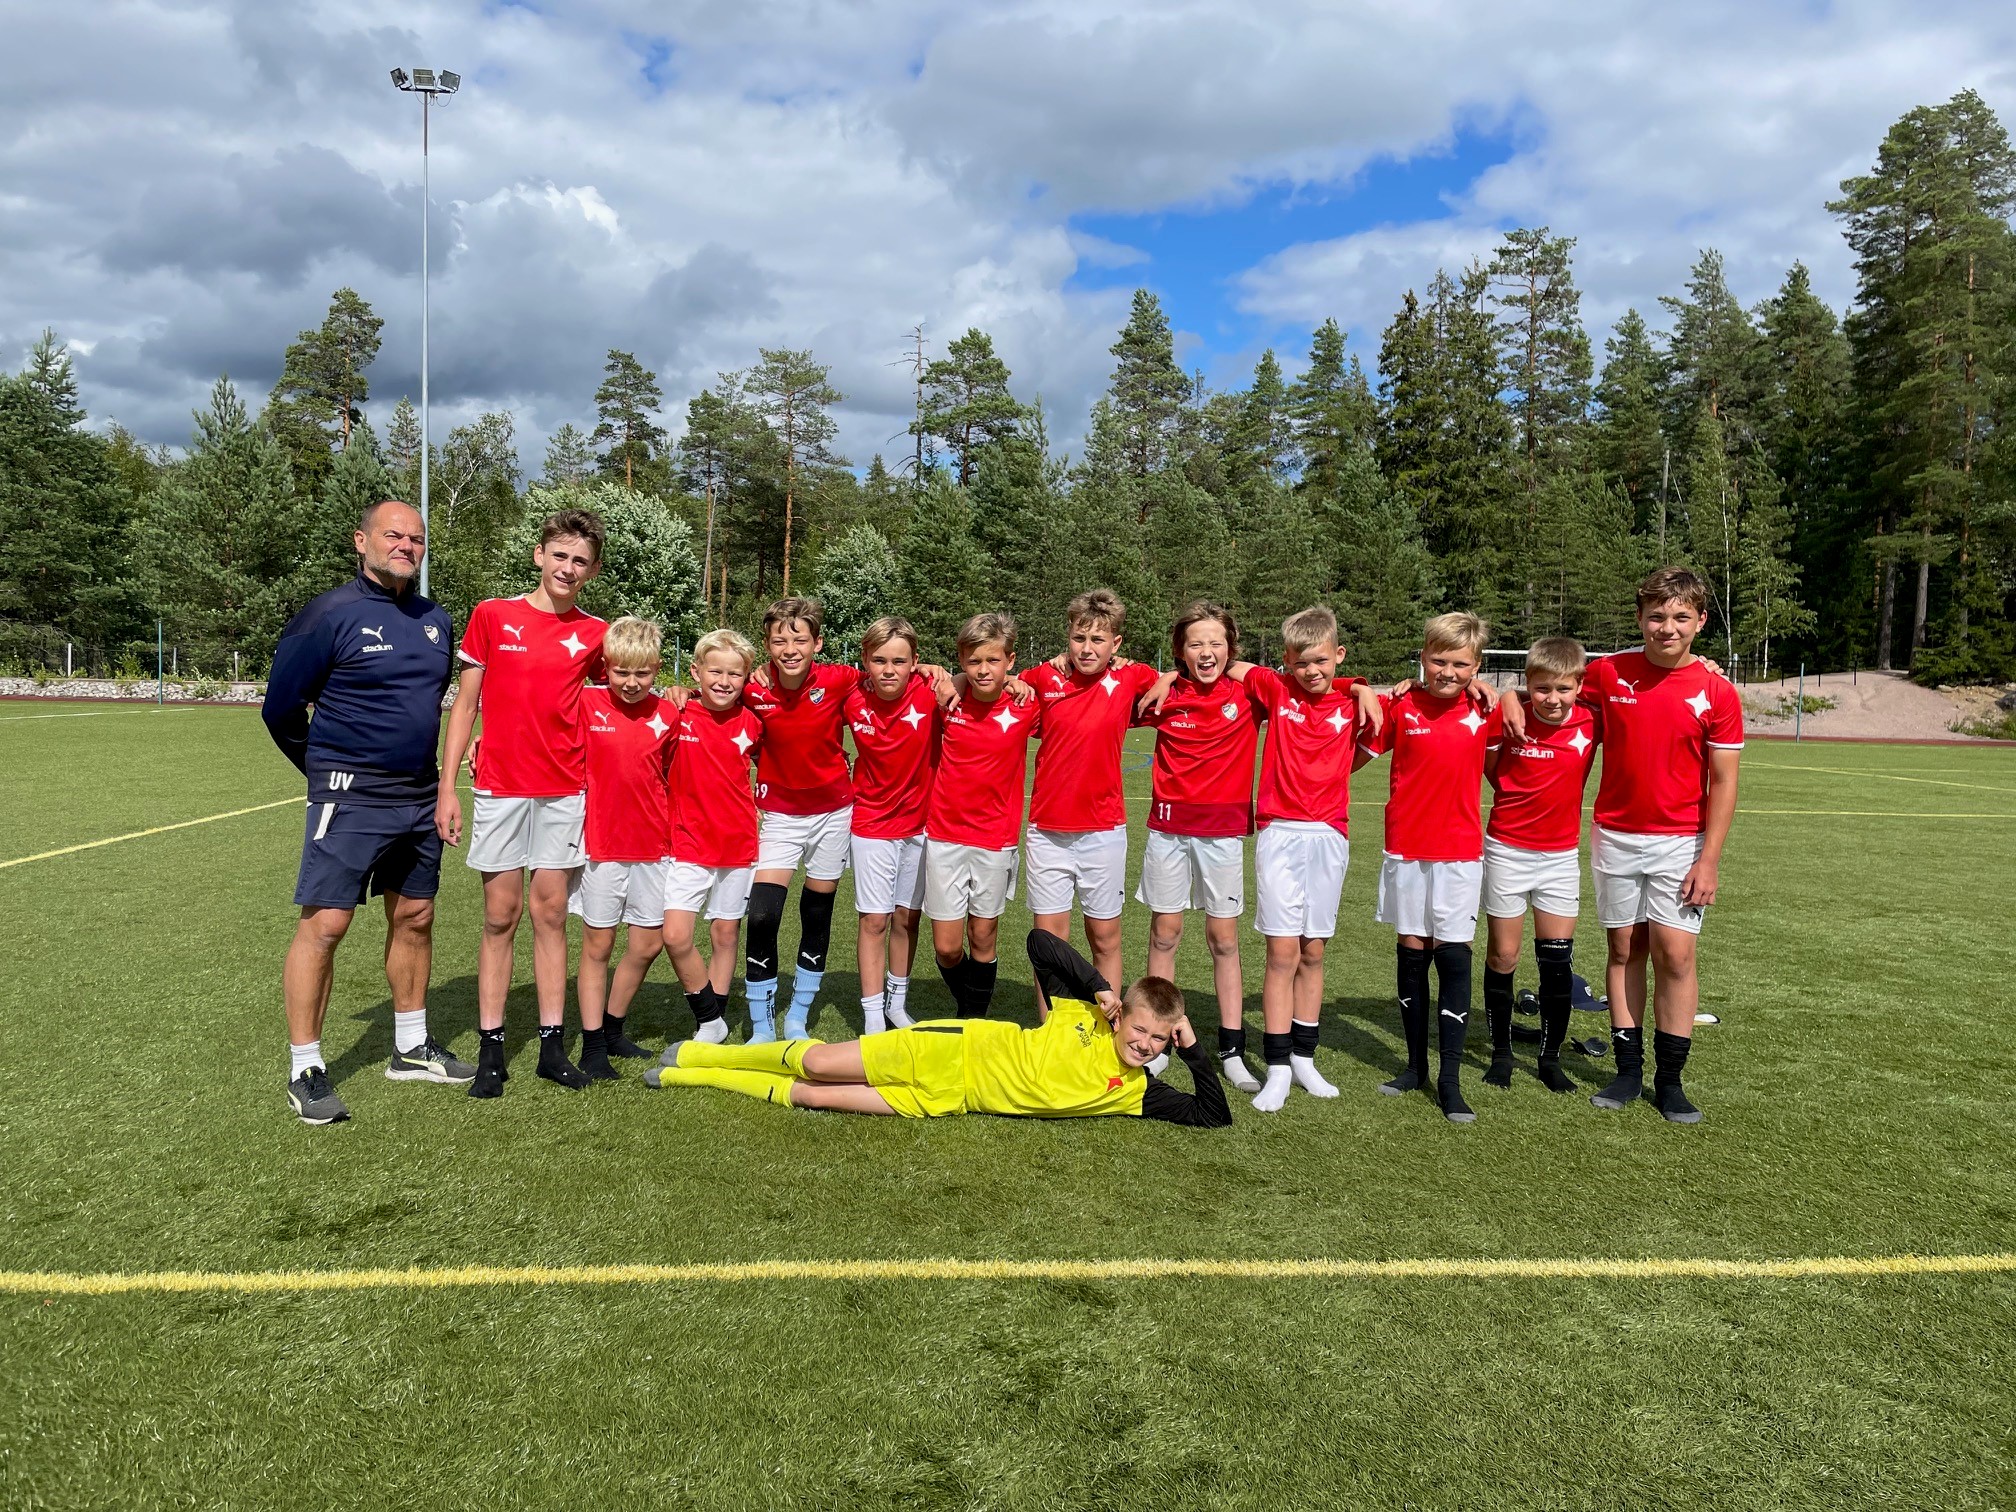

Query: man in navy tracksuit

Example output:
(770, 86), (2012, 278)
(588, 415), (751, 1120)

(262, 499), (473, 1124)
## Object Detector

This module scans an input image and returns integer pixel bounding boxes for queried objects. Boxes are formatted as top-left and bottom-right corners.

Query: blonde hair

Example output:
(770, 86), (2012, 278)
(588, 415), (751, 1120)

(1066, 589), (1126, 636)
(692, 627), (756, 674)
(1281, 605), (1339, 659)
(956, 611), (1018, 660)
(1524, 636), (1586, 684)
(602, 616), (663, 670)
(1422, 612), (1489, 657)
(1122, 975), (1185, 1023)
(861, 616), (920, 659)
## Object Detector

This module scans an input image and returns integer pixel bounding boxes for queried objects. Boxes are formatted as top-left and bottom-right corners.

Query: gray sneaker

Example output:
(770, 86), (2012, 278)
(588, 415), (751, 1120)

(287, 1067), (350, 1125)
(387, 1036), (477, 1083)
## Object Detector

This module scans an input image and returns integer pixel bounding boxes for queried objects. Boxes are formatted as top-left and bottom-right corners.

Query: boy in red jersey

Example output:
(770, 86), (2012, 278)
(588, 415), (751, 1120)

(1531, 568), (1741, 1123)
(923, 612), (1041, 1019)
(569, 617), (680, 1079)
(436, 509), (608, 1098)
(1023, 589), (1160, 991)
(1481, 636), (1599, 1095)
(1361, 612), (1500, 1124)
(845, 617), (941, 1034)
(1133, 601), (1263, 1091)
(660, 628), (767, 1046)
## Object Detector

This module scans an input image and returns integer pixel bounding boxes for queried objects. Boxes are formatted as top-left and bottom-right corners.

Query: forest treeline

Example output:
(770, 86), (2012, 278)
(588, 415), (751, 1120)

(2, 90), (2010, 682)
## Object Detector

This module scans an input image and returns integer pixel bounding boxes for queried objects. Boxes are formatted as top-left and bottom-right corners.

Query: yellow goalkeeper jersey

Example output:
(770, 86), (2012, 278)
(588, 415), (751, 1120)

(961, 999), (1146, 1118)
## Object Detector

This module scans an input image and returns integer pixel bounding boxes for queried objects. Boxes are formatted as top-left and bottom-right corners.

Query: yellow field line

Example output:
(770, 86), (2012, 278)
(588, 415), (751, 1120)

(1735, 808), (2016, 819)
(0, 797), (303, 871)
(1748, 762), (2016, 795)
(5, 1252), (2012, 1297)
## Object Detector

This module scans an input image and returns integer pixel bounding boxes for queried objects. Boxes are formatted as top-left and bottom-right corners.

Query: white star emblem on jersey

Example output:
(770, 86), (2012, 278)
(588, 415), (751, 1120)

(731, 729), (754, 755)
(899, 705), (927, 730)
(646, 712), (669, 739)
(1568, 728), (1591, 755)
(1099, 673), (1120, 695)
(991, 704), (1019, 732)
(560, 631), (587, 658)
(1459, 708), (1486, 734)
(1325, 708), (1350, 735)
(1686, 689), (1713, 718)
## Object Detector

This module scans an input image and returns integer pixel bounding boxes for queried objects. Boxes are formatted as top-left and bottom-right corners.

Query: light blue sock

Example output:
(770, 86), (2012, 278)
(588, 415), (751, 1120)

(784, 968), (823, 1037)
(746, 979), (778, 1044)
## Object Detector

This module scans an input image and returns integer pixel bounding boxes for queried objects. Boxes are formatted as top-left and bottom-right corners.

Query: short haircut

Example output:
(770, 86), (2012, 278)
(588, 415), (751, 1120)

(1637, 565), (1710, 616)
(1282, 605), (1340, 658)
(1524, 636), (1586, 684)
(539, 508), (605, 562)
(602, 616), (663, 669)
(861, 616), (919, 659)
(1422, 612), (1489, 657)
(1171, 600), (1239, 666)
(956, 611), (1017, 660)
(359, 498), (415, 534)
(692, 627), (756, 674)
(763, 596), (824, 642)
(1121, 975), (1185, 1023)
(1066, 588), (1127, 636)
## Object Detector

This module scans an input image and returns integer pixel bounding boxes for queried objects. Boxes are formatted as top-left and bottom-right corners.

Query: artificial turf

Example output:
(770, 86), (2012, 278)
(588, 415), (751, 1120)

(2, 699), (2013, 1509)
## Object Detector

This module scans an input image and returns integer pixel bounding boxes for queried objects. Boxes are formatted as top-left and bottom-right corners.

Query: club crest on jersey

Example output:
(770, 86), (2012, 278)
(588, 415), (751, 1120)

(1220, 701), (1238, 720)
(810, 688), (826, 704)
(424, 624), (441, 643)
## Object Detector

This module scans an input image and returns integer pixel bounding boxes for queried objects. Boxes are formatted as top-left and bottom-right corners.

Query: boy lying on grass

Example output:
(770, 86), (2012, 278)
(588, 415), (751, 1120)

(646, 930), (1232, 1127)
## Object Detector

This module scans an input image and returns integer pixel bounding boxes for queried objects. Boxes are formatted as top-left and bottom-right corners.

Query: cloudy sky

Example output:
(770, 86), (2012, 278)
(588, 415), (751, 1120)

(4, 0), (2012, 471)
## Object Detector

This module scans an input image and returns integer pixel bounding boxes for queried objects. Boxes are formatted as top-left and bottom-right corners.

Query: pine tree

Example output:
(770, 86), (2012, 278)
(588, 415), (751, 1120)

(540, 422), (595, 488)
(896, 472), (992, 661)
(592, 350), (668, 492)
(267, 288), (384, 497)
(1592, 310), (1670, 531)
(1107, 290), (1189, 485)
(750, 348), (844, 595)
(1487, 227), (1592, 481)
(915, 328), (1025, 487)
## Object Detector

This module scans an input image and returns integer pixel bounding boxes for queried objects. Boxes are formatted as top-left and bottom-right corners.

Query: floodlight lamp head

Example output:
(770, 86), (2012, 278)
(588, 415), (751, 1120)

(411, 67), (437, 88)
(439, 70), (461, 93)
(390, 67), (410, 88)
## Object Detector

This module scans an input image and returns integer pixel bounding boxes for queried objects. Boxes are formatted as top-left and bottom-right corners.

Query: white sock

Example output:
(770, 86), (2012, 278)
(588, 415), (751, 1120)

(289, 1041), (324, 1080)
(886, 974), (914, 1028)
(1252, 1063), (1293, 1112)
(861, 993), (887, 1036)
(1220, 1053), (1262, 1093)
(695, 1015), (730, 1044)
(1290, 1051), (1339, 1098)
(1144, 1051), (1170, 1076)
(393, 1009), (428, 1055)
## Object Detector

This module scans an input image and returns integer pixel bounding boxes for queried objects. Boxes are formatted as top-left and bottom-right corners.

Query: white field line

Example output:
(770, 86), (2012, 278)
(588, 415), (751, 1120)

(0, 798), (304, 870)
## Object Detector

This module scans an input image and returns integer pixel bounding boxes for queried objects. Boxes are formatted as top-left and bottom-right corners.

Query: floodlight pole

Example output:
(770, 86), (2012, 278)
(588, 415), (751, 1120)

(419, 87), (431, 598)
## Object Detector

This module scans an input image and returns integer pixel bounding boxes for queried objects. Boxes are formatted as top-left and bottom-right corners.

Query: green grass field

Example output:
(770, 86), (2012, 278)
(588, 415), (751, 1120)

(3, 700), (2014, 1510)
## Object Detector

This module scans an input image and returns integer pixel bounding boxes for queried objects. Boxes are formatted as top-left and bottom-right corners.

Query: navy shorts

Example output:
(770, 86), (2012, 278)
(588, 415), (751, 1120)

(295, 799), (443, 910)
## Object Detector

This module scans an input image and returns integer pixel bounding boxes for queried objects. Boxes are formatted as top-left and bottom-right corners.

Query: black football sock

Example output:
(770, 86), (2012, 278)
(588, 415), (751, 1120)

(1383, 942), (1432, 1094)
(535, 1023), (590, 1091)
(1218, 1024), (1251, 1069)
(603, 1011), (651, 1058)
(1484, 966), (1517, 1087)
(744, 881), (788, 989)
(1653, 1030), (1702, 1123)
(962, 957), (999, 1018)
(795, 887), (836, 975)
(469, 1026), (507, 1099)
(938, 954), (971, 1016)
(1534, 938), (1575, 1091)
(578, 1024), (618, 1081)
(1592, 1024), (1644, 1109)
(1262, 1031), (1292, 1066)
(1434, 942), (1475, 1122)
(1290, 1019), (1320, 1059)
(685, 985), (724, 1026)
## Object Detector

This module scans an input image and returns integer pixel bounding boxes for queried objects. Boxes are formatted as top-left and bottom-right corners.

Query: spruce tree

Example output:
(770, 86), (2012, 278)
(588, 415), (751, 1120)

(1107, 289), (1189, 484)
(0, 372), (133, 642)
(26, 328), (82, 420)
(1288, 318), (1378, 503)
(1592, 310), (1670, 531)
(540, 422), (595, 488)
(896, 472), (991, 661)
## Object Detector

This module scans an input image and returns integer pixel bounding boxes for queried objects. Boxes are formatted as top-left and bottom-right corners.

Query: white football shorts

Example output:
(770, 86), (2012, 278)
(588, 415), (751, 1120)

(1482, 837), (1582, 921)
(1135, 830), (1246, 919)
(922, 839), (1018, 921)
(756, 805), (853, 881)
(567, 857), (668, 929)
(851, 833), (926, 916)
(1375, 854), (1483, 942)
(1024, 824), (1130, 920)
(1253, 821), (1349, 939)
(1591, 825), (1707, 934)
(467, 792), (585, 873)
(663, 860), (756, 922)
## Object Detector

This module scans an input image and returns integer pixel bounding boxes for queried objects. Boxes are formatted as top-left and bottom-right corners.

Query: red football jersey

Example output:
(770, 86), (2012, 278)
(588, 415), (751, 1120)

(845, 674), (941, 841)
(580, 688), (676, 863)
(924, 693), (1040, 850)
(459, 597), (608, 797)
(743, 661), (858, 816)
(1364, 688), (1499, 862)
(1244, 666), (1363, 836)
(1582, 652), (1744, 835)
(1137, 675), (1259, 838)
(667, 701), (765, 869)
(1025, 661), (1160, 832)
(1487, 703), (1599, 853)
